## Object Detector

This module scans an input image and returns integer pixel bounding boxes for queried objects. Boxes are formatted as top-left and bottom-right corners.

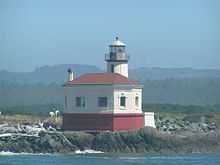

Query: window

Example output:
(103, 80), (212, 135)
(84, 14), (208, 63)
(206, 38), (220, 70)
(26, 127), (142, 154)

(98, 97), (108, 107)
(75, 97), (86, 107)
(76, 97), (81, 107)
(120, 96), (126, 107)
(111, 64), (114, 73)
(110, 47), (116, 53)
(116, 47), (125, 53)
(135, 96), (139, 107)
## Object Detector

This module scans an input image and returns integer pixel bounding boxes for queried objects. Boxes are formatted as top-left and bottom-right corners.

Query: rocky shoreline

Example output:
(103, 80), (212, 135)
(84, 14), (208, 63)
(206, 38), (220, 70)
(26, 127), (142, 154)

(1, 125), (220, 154)
(155, 114), (218, 135)
(1, 112), (220, 154)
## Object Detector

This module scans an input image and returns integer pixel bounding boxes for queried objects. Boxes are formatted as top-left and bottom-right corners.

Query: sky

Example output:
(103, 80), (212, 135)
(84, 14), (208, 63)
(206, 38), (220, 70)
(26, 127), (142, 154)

(0, 0), (219, 72)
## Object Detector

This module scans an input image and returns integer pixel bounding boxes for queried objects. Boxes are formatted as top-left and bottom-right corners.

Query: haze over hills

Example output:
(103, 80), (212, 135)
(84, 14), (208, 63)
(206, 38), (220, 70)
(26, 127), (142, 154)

(0, 64), (220, 107)
(130, 67), (220, 82)
(0, 64), (220, 84)
(0, 64), (101, 84)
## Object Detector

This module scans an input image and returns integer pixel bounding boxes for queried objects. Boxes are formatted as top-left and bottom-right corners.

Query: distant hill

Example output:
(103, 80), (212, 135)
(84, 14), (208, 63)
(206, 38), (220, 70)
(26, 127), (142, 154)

(129, 67), (220, 82)
(0, 64), (101, 84)
(1, 64), (220, 84)
(0, 64), (220, 106)
(143, 78), (220, 105)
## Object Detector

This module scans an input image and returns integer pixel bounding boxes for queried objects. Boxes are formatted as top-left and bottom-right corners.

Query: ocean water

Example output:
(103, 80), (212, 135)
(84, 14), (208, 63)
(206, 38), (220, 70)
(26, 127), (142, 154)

(0, 152), (220, 165)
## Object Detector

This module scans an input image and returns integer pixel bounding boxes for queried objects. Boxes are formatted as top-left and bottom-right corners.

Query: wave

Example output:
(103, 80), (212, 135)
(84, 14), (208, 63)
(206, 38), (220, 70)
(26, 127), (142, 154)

(0, 150), (104, 156)
(119, 156), (146, 160)
(74, 149), (104, 154)
(0, 151), (51, 156)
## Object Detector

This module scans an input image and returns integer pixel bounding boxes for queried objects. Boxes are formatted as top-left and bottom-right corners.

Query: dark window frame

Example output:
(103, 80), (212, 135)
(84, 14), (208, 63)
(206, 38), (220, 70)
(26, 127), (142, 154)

(135, 96), (139, 106)
(111, 64), (114, 73)
(120, 96), (126, 107)
(98, 97), (108, 107)
(75, 97), (86, 108)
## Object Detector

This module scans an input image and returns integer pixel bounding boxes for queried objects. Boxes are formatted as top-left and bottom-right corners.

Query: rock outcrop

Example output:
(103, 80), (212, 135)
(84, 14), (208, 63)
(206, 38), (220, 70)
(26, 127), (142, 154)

(1, 127), (220, 154)
(155, 114), (218, 135)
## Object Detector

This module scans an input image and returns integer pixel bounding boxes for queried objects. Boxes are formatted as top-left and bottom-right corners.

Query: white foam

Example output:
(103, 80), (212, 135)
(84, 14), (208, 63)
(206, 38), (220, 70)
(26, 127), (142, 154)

(0, 151), (50, 156)
(0, 133), (12, 137)
(0, 151), (18, 156)
(119, 157), (146, 160)
(0, 133), (39, 137)
(0, 150), (104, 156)
(74, 149), (104, 154)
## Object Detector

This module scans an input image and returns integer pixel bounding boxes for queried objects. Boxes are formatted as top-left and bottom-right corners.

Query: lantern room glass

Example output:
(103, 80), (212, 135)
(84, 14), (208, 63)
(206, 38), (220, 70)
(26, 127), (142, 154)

(110, 46), (125, 54)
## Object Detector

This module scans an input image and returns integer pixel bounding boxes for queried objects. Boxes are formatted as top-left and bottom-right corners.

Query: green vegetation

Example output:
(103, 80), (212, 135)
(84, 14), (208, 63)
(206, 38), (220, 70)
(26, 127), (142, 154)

(143, 103), (220, 124)
(0, 114), (62, 126)
(1, 78), (220, 107)
(1, 103), (220, 125)
(0, 104), (63, 116)
(0, 104), (63, 126)
(143, 103), (220, 113)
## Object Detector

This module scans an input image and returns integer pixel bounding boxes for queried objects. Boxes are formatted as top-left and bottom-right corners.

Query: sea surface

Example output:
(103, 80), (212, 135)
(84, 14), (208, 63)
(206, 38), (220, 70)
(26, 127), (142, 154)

(0, 152), (220, 165)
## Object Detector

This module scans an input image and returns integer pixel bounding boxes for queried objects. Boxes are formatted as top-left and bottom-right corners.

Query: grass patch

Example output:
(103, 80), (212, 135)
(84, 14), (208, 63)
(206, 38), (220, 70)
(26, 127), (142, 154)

(143, 103), (220, 124)
(0, 104), (63, 117)
(0, 114), (62, 126)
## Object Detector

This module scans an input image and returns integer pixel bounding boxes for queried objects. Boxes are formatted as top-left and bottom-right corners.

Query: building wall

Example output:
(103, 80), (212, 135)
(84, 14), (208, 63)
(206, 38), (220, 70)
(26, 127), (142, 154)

(144, 112), (156, 128)
(107, 62), (128, 77)
(113, 113), (144, 131)
(113, 87), (142, 114)
(64, 85), (142, 114)
(63, 113), (113, 131)
(64, 85), (114, 113)
(63, 84), (145, 131)
(63, 113), (144, 131)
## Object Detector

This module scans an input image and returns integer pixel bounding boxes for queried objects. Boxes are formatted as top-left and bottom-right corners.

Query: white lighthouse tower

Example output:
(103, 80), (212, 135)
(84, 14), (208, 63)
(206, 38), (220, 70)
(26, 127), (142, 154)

(105, 37), (129, 78)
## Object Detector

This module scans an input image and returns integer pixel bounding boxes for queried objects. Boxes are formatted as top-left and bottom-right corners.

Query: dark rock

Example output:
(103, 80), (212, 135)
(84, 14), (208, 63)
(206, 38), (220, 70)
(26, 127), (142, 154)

(63, 131), (94, 150)
(1, 126), (220, 154)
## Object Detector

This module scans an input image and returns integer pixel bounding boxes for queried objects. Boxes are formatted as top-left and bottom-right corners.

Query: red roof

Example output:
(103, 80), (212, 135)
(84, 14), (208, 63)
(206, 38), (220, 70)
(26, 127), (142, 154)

(66, 73), (138, 85)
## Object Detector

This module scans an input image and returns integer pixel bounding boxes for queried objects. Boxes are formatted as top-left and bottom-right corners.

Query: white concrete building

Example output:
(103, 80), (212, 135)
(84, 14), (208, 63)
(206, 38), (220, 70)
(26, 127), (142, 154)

(64, 77), (143, 114)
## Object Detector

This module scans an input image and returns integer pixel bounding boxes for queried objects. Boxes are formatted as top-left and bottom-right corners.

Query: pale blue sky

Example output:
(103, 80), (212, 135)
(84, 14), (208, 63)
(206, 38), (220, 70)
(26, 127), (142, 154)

(0, 0), (219, 72)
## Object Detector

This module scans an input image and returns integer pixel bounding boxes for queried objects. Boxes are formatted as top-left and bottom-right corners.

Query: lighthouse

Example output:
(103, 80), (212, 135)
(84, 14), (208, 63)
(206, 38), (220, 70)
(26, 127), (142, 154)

(106, 37), (128, 77)
(62, 37), (155, 131)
